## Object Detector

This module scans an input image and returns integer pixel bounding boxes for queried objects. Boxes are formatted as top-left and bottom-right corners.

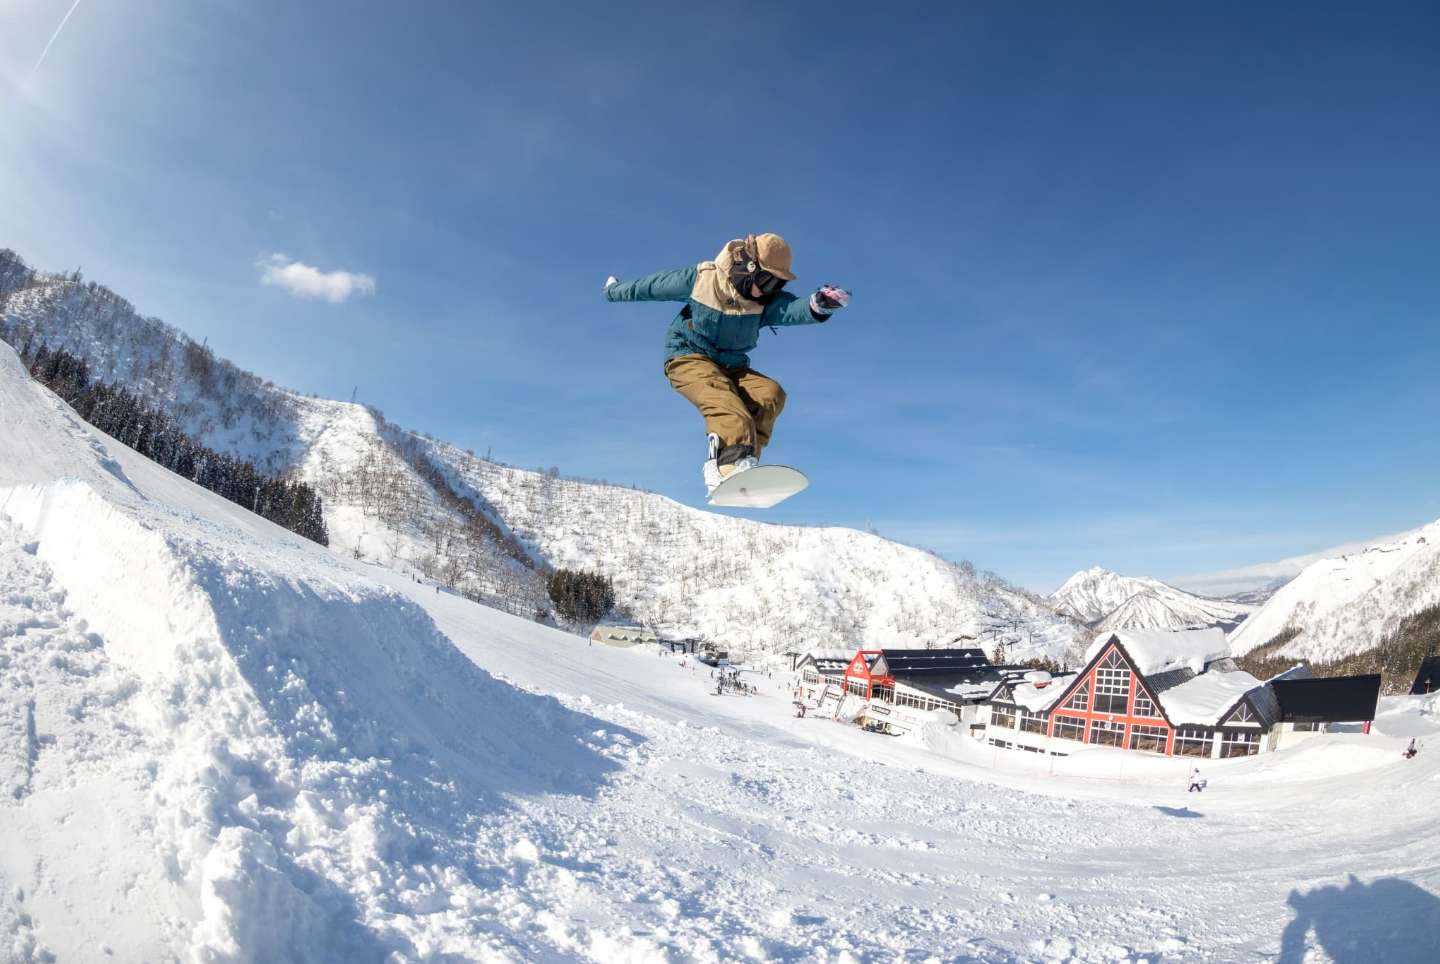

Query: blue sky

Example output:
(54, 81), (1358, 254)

(3, 1), (1438, 592)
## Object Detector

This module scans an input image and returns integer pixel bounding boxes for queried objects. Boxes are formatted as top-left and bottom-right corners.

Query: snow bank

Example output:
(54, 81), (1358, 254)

(0, 344), (625, 959)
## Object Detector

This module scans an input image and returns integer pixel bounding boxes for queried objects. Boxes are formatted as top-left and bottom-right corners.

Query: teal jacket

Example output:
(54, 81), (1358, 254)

(605, 265), (828, 369)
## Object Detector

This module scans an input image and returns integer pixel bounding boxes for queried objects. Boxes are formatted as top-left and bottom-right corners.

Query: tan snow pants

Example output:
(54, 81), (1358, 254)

(663, 354), (787, 456)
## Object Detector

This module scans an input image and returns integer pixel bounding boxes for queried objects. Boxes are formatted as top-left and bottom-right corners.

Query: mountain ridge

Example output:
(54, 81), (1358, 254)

(1052, 565), (1256, 633)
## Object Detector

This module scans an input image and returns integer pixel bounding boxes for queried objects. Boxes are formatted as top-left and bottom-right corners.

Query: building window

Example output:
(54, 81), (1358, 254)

(1019, 709), (1047, 735)
(1132, 689), (1159, 718)
(1094, 651), (1131, 714)
(1064, 682), (1090, 712)
(989, 738), (1012, 749)
(846, 680), (867, 697)
(1225, 702), (1258, 726)
(1291, 721), (1323, 732)
(873, 686), (894, 704)
(1174, 727), (1212, 757)
(1219, 730), (1260, 758)
(1128, 724), (1168, 754)
(1089, 719), (1125, 747)
(1052, 716), (1085, 741)
(991, 706), (1017, 729)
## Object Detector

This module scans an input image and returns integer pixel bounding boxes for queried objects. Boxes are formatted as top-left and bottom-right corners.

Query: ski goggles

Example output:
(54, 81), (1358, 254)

(750, 268), (788, 296)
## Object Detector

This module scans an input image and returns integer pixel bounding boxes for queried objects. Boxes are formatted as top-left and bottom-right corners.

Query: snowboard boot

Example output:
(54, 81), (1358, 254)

(702, 433), (723, 491)
(709, 438), (758, 495)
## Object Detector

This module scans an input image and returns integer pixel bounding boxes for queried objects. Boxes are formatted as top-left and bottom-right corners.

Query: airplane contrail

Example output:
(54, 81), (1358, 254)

(30, 0), (85, 80)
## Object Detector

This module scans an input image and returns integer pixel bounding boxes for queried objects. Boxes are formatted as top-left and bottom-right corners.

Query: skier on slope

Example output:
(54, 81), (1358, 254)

(604, 234), (850, 494)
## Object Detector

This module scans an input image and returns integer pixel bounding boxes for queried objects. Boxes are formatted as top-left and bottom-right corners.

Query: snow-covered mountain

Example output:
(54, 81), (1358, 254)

(1228, 519), (1440, 662)
(0, 251), (1083, 661)
(1051, 566), (1256, 633)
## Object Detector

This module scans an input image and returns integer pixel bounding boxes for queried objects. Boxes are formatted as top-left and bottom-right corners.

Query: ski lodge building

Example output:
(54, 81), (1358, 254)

(794, 630), (1381, 758)
(794, 649), (854, 703)
(977, 629), (1379, 759)
(795, 646), (1041, 732)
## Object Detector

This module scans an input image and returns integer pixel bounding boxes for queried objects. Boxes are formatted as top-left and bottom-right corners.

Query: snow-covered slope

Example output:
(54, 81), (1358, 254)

(4, 339), (1440, 961)
(1052, 566), (1255, 632)
(0, 252), (1081, 661)
(1176, 522), (1435, 598)
(412, 434), (1076, 658)
(1229, 520), (1440, 661)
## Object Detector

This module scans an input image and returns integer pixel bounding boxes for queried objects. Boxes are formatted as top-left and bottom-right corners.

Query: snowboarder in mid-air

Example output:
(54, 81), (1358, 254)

(604, 234), (849, 500)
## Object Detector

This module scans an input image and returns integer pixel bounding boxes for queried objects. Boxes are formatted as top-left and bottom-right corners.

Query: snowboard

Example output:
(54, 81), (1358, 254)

(708, 465), (808, 509)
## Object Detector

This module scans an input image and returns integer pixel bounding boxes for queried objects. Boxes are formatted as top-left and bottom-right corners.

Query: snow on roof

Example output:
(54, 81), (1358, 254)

(1156, 669), (1265, 727)
(1087, 628), (1229, 677)
(804, 648), (858, 662)
(1009, 673), (1079, 712)
(937, 677), (1005, 701)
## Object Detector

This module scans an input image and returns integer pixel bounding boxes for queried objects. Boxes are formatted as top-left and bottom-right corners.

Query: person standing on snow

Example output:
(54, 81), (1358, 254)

(604, 234), (850, 494)
(1187, 767), (1204, 793)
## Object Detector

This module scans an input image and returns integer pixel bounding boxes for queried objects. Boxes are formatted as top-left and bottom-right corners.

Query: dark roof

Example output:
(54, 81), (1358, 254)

(796, 652), (851, 674)
(898, 670), (1007, 703)
(1239, 665), (1313, 728)
(1144, 667), (1197, 695)
(1410, 656), (1440, 695)
(875, 648), (991, 676)
(1272, 675), (1382, 723)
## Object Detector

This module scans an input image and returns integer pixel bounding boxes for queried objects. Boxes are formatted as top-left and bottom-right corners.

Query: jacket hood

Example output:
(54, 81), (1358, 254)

(693, 240), (764, 314)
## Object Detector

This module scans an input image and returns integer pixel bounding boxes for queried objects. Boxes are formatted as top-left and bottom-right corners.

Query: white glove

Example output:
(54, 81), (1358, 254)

(810, 284), (851, 314)
(604, 275), (618, 290)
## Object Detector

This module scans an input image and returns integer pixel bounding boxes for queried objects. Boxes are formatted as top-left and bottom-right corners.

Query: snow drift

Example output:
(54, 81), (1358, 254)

(0, 342), (624, 960)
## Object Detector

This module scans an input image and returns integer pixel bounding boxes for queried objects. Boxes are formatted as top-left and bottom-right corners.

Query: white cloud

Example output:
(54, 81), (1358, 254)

(257, 253), (376, 303)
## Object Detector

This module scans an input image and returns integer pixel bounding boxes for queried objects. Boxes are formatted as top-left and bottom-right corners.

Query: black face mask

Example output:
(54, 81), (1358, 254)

(728, 260), (788, 301)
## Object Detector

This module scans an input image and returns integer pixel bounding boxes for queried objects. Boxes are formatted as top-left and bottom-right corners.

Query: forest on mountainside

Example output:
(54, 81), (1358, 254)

(1235, 606), (1440, 694)
(17, 342), (330, 546)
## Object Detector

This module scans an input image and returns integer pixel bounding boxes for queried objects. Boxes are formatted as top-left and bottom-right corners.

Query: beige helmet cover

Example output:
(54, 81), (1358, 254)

(692, 234), (797, 314)
(744, 232), (797, 281)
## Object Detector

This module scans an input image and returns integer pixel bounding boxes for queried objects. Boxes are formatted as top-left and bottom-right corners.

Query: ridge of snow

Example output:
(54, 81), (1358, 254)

(1228, 519), (1440, 661)
(0, 342), (621, 958)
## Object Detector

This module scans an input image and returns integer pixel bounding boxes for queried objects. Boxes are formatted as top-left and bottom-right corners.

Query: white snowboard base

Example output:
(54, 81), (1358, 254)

(707, 465), (809, 509)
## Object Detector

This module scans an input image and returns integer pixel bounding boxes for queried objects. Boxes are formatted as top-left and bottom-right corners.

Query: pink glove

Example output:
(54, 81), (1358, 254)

(810, 285), (851, 314)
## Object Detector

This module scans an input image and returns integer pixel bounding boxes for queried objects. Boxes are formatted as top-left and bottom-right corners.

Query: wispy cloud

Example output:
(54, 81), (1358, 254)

(257, 253), (375, 303)
(30, 0), (84, 81)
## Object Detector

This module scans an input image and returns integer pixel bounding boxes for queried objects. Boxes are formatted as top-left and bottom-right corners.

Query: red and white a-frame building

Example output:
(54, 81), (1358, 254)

(984, 630), (1289, 759)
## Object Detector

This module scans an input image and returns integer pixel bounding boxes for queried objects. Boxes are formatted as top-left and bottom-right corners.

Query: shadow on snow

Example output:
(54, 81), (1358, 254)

(1279, 874), (1440, 964)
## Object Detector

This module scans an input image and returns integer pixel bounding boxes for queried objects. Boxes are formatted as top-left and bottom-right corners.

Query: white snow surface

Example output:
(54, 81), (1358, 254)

(1052, 566), (1255, 632)
(1085, 628), (1230, 677)
(4, 345), (1440, 960)
(1228, 519), (1440, 662)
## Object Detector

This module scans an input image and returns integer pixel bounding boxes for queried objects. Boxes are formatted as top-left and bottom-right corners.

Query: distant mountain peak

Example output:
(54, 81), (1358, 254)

(1052, 566), (1255, 633)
